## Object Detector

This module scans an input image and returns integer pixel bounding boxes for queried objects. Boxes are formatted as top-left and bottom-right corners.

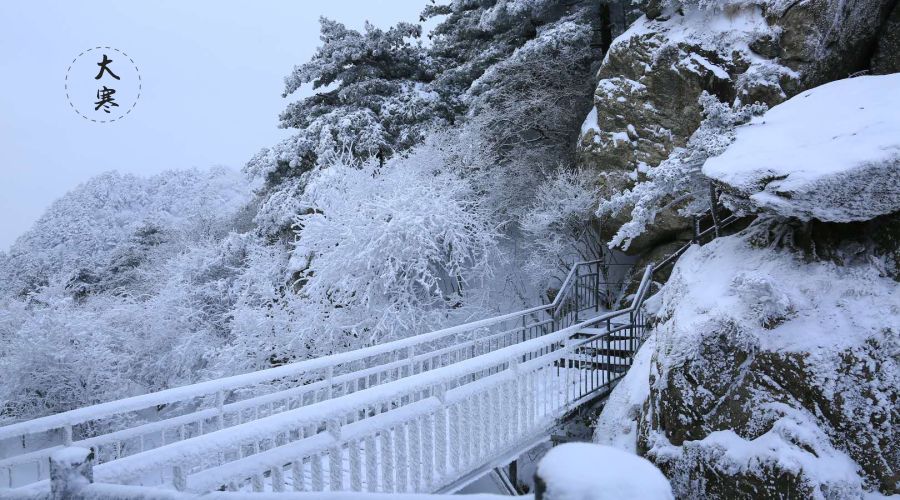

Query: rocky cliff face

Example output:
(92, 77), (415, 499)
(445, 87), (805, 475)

(578, 0), (896, 254)
(873, 1), (900, 74)
(638, 228), (899, 497)
(587, 3), (900, 497)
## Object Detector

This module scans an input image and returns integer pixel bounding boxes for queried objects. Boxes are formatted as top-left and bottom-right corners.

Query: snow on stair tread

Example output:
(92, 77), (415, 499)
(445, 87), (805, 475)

(563, 353), (630, 363)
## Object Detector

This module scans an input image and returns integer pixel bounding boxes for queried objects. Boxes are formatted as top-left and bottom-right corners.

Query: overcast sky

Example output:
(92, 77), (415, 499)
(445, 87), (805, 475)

(0, 0), (431, 250)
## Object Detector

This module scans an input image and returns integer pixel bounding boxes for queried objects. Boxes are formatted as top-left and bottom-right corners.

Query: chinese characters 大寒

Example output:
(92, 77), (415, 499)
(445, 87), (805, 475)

(93, 54), (120, 113)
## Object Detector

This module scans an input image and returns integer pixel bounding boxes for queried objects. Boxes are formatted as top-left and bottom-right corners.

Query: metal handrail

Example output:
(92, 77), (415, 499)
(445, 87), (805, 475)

(0, 255), (619, 489)
(653, 213), (740, 274)
(1, 202), (732, 493)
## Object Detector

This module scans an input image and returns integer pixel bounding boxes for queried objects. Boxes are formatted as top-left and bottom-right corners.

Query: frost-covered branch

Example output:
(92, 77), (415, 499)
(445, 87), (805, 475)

(598, 92), (766, 250)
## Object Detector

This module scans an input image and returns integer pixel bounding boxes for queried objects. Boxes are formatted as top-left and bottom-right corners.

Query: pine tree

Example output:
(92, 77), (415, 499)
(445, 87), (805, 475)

(247, 18), (451, 189)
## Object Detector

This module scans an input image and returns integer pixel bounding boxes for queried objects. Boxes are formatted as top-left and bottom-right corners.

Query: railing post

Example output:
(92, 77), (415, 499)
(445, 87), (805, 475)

(709, 182), (721, 238)
(311, 453), (324, 491)
(434, 384), (448, 480)
(50, 447), (92, 500)
(380, 429), (394, 492)
(409, 418), (422, 491)
(272, 465), (285, 492)
(215, 390), (225, 430)
(365, 435), (378, 492)
(509, 357), (521, 439)
(692, 215), (701, 244)
(396, 424), (409, 493)
(173, 465), (187, 492)
(326, 366), (335, 400)
(574, 266), (581, 323)
(328, 418), (343, 491)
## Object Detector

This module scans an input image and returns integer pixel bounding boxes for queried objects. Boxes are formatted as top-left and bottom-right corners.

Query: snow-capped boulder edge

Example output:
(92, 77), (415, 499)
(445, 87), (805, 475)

(577, 0), (895, 253)
(705, 74), (900, 223)
(638, 231), (899, 497)
(535, 443), (674, 500)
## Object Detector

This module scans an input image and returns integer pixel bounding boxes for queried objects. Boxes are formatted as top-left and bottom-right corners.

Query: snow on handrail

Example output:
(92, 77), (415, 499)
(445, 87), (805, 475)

(93, 316), (597, 483)
(9, 261), (657, 495)
(182, 303), (653, 494)
(0, 284), (567, 443)
(95, 307), (635, 489)
(95, 267), (660, 489)
(0, 257), (611, 484)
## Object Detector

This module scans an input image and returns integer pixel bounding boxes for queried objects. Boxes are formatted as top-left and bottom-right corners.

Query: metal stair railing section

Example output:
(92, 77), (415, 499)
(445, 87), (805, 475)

(76, 265), (656, 494)
(0, 258), (619, 491)
(552, 261), (632, 329)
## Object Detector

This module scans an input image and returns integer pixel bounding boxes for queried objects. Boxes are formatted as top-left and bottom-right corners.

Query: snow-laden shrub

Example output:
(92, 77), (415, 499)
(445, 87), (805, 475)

(598, 92), (766, 250)
(288, 155), (502, 349)
(731, 272), (794, 328)
(218, 237), (300, 372)
(521, 167), (601, 289)
(0, 281), (219, 421)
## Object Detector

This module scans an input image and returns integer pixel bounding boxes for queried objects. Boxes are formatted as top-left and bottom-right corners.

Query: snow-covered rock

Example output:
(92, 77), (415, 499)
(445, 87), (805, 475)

(872, 2), (900, 75)
(593, 334), (655, 454)
(704, 74), (900, 222)
(578, 0), (895, 253)
(638, 230), (899, 497)
(535, 443), (673, 500)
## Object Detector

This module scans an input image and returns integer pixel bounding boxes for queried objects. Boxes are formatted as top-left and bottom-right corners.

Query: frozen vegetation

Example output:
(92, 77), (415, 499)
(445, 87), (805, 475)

(2, 0), (899, 498)
(1, 0), (610, 425)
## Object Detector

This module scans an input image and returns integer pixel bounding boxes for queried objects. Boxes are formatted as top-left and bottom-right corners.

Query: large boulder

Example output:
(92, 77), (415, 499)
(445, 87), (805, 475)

(704, 73), (900, 223)
(636, 232), (899, 497)
(580, 0), (896, 253)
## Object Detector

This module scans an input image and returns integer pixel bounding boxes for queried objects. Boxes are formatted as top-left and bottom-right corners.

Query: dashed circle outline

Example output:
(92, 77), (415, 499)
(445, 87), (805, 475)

(65, 46), (141, 123)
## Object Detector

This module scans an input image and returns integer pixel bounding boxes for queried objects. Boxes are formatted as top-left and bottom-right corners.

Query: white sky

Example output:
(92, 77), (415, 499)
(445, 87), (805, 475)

(0, 0), (431, 250)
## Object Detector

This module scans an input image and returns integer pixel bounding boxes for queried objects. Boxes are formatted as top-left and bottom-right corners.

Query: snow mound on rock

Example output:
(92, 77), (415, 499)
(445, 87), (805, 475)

(538, 443), (673, 500)
(704, 73), (900, 222)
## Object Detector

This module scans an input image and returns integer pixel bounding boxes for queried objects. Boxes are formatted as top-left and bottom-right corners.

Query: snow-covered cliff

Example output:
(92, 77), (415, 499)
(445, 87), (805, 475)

(595, 72), (900, 497)
(578, 0), (896, 255)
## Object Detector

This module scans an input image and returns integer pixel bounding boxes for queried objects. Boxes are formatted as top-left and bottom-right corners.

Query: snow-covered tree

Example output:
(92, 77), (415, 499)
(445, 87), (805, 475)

(521, 166), (602, 288)
(247, 18), (451, 191)
(462, 17), (597, 219)
(597, 92), (767, 250)
(288, 154), (502, 350)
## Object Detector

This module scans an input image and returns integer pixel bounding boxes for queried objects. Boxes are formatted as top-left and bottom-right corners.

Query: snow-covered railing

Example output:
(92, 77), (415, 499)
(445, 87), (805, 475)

(0, 259), (621, 490)
(80, 265), (652, 494)
(653, 209), (742, 274)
